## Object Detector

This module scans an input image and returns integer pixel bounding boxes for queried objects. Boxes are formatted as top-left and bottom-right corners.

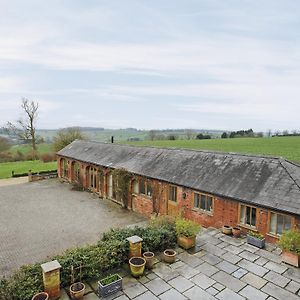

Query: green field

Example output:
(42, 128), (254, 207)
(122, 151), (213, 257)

(123, 137), (300, 163)
(0, 160), (57, 179)
(10, 143), (53, 154)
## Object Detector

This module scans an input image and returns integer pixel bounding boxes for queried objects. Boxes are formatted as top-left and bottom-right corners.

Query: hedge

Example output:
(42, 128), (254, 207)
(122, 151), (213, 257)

(0, 219), (176, 300)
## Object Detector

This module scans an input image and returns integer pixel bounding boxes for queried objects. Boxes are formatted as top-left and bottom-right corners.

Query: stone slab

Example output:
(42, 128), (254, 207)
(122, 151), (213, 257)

(169, 275), (194, 293)
(134, 291), (159, 300)
(264, 261), (288, 274)
(263, 270), (290, 288)
(206, 287), (218, 296)
(237, 259), (268, 277)
(262, 282), (300, 300)
(124, 282), (147, 299)
(191, 273), (216, 289)
(241, 272), (267, 289)
(183, 286), (216, 300)
(196, 262), (219, 276)
(201, 243), (226, 257)
(177, 252), (203, 268)
(145, 278), (171, 296)
(212, 271), (246, 292)
(239, 285), (268, 300)
(222, 251), (243, 264)
(216, 288), (245, 300)
(285, 280), (300, 294)
(176, 264), (200, 279)
(216, 260), (239, 274)
(201, 253), (222, 265)
(256, 249), (281, 263)
(224, 245), (243, 255)
(239, 250), (259, 262)
(232, 268), (248, 279)
(159, 288), (187, 300)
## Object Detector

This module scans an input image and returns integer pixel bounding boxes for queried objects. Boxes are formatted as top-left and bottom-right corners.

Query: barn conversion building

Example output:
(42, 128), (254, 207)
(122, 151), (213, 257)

(57, 140), (300, 243)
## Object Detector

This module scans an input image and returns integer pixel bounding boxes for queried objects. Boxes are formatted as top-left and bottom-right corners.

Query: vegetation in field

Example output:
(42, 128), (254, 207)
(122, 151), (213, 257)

(123, 136), (300, 163)
(0, 161), (57, 179)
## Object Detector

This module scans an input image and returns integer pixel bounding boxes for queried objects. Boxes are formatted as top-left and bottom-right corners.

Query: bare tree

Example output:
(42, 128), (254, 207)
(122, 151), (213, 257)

(266, 129), (272, 137)
(6, 98), (39, 151)
(148, 130), (157, 141)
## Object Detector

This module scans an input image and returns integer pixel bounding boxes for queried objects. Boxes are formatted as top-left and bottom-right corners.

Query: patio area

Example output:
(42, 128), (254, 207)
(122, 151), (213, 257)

(59, 227), (300, 300)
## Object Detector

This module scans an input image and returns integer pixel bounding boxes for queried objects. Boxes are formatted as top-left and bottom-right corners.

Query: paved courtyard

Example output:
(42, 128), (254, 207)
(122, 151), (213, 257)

(0, 179), (145, 276)
(61, 227), (300, 300)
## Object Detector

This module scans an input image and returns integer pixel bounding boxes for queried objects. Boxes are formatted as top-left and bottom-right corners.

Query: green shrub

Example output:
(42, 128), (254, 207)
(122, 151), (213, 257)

(278, 230), (300, 254)
(0, 223), (176, 300)
(175, 218), (201, 237)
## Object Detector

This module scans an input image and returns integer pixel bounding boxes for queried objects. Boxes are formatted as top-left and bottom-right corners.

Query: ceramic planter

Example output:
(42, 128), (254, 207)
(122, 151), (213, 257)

(98, 274), (122, 297)
(163, 249), (177, 263)
(282, 251), (300, 267)
(31, 292), (49, 300)
(222, 225), (232, 235)
(177, 235), (196, 250)
(129, 257), (146, 277)
(69, 282), (85, 300)
(143, 252), (155, 269)
(232, 227), (241, 238)
(247, 235), (265, 249)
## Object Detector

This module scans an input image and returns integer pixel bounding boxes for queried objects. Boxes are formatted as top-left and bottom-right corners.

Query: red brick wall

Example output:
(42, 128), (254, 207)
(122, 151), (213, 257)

(132, 195), (153, 217)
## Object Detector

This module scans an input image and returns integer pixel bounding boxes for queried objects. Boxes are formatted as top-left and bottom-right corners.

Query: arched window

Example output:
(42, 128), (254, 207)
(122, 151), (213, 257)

(61, 158), (68, 179)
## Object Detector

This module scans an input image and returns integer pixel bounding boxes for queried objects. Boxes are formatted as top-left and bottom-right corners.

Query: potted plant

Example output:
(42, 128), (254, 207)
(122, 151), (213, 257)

(143, 251), (155, 269)
(278, 230), (300, 267)
(232, 226), (241, 238)
(247, 231), (265, 248)
(98, 274), (123, 297)
(222, 225), (232, 235)
(129, 257), (146, 277)
(175, 218), (201, 249)
(32, 292), (49, 300)
(163, 249), (177, 263)
(69, 265), (85, 300)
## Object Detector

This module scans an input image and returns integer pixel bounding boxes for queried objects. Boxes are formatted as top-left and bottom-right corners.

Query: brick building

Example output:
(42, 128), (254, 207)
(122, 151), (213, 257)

(57, 140), (300, 243)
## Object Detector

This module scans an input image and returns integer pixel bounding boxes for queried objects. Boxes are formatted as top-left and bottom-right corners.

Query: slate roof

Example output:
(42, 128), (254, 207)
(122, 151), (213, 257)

(58, 140), (300, 216)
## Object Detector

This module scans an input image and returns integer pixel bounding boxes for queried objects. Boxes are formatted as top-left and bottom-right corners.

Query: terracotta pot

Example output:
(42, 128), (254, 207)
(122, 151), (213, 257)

(222, 225), (232, 235)
(143, 251), (155, 269)
(163, 249), (177, 263)
(70, 282), (85, 300)
(129, 257), (146, 277)
(31, 292), (49, 300)
(177, 235), (196, 250)
(232, 227), (241, 238)
(282, 250), (300, 267)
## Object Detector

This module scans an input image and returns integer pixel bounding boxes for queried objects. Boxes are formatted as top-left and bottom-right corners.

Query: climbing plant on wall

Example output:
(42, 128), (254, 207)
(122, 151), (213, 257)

(111, 168), (133, 208)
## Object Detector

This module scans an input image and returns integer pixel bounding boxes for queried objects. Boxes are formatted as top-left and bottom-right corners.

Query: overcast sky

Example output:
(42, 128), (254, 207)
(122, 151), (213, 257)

(0, 0), (299, 131)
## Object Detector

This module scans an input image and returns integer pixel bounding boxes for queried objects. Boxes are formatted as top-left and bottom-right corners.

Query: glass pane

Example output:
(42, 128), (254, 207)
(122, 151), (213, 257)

(207, 196), (213, 212)
(240, 205), (245, 223)
(200, 195), (206, 210)
(194, 194), (199, 208)
(284, 215), (291, 231)
(251, 208), (256, 227)
(147, 183), (152, 197)
(133, 181), (139, 194)
(173, 187), (177, 201)
(246, 206), (251, 225)
(277, 214), (283, 234)
(139, 179), (145, 194)
(270, 213), (277, 234)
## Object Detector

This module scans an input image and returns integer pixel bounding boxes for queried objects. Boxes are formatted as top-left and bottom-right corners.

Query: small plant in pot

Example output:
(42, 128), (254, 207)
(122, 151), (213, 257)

(175, 218), (201, 250)
(31, 292), (49, 300)
(278, 229), (300, 267)
(69, 265), (85, 300)
(222, 225), (232, 235)
(129, 257), (146, 277)
(247, 231), (265, 248)
(98, 274), (122, 297)
(163, 249), (177, 263)
(143, 251), (155, 269)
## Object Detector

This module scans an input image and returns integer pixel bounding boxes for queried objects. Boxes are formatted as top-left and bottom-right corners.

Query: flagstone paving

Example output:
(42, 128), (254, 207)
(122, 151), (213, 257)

(60, 227), (300, 299)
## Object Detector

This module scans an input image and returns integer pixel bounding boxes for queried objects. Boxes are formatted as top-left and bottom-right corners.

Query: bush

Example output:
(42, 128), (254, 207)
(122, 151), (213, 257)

(40, 153), (56, 163)
(25, 151), (39, 161)
(0, 223), (176, 300)
(175, 218), (201, 237)
(278, 230), (300, 254)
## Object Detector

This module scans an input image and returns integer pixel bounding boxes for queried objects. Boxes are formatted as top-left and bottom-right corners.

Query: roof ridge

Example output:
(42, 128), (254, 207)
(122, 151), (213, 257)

(278, 159), (300, 191)
(83, 139), (281, 160)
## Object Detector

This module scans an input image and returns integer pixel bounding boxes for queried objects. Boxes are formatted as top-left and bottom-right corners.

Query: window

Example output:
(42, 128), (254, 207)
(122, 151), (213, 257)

(89, 167), (97, 189)
(61, 159), (68, 178)
(73, 162), (80, 182)
(139, 178), (152, 197)
(240, 205), (257, 227)
(194, 192), (213, 213)
(168, 186), (177, 202)
(270, 213), (292, 235)
(133, 180), (139, 194)
(108, 174), (113, 198)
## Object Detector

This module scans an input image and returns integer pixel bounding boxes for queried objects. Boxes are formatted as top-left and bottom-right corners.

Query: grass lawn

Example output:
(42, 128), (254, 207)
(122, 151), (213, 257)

(123, 136), (300, 163)
(0, 160), (57, 179)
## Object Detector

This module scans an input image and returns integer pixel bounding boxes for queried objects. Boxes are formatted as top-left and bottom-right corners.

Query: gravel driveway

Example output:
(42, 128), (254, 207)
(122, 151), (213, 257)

(0, 179), (145, 276)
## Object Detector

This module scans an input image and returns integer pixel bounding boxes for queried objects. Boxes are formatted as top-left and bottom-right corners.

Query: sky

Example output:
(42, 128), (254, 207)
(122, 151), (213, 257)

(0, 0), (299, 132)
